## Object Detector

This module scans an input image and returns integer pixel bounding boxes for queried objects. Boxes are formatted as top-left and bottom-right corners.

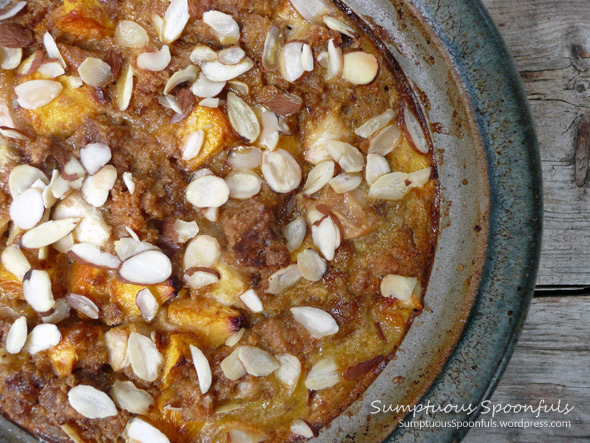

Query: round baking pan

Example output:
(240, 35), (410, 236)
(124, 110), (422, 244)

(0, 0), (542, 441)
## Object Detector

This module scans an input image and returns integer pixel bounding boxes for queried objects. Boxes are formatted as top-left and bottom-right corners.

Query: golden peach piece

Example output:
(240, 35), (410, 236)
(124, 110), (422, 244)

(56, 0), (114, 40)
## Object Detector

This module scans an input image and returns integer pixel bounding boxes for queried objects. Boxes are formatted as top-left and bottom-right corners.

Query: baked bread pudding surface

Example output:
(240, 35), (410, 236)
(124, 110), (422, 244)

(0, 0), (438, 441)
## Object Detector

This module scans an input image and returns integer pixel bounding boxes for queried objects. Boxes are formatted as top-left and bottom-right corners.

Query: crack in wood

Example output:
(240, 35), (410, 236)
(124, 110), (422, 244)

(575, 115), (590, 187)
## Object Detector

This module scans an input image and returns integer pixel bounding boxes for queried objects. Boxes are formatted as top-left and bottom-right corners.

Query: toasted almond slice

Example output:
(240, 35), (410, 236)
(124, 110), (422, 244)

(69, 76), (83, 88)
(184, 235), (221, 269)
(6, 316), (27, 354)
(323, 16), (356, 37)
(291, 306), (338, 338)
(301, 44), (313, 71)
(283, 216), (306, 252)
(62, 157), (86, 182)
(0, 2), (26, 21)
(125, 418), (170, 443)
(10, 187), (44, 229)
(190, 344), (212, 394)
(365, 154), (391, 186)
(225, 170), (262, 199)
(69, 243), (121, 270)
(259, 108), (279, 150)
(190, 45), (217, 64)
(225, 328), (245, 347)
(115, 20), (149, 48)
(191, 72), (225, 98)
(289, 0), (332, 25)
(302, 161), (334, 195)
(182, 129), (205, 161)
(112, 380), (154, 415)
(66, 293), (99, 319)
(203, 10), (240, 44)
(368, 171), (409, 200)
(297, 249), (327, 282)
(15, 79), (63, 109)
(137, 45), (171, 71)
(80, 142), (112, 175)
(407, 167), (432, 188)
(42, 170), (59, 208)
(16, 50), (42, 76)
(54, 194), (110, 247)
(1, 244), (30, 281)
(305, 355), (340, 390)
(165, 219), (199, 243)
(186, 175), (230, 208)
(228, 429), (266, 443)
(25, 323), (61, 354)
(81, 165), (117, 207)
(199, 97), (219, 108)
(266, 264), (301, 295)
(218, 46), (245, 65)
(369, 124), (401, 156)
(127, 332), (163, 382)
(311, 215), (340, 261)
(201, 58), (253, 82)
(262, 26), (283, 72)
(136, 288), (159, 322)
(317, 50), (328, 68)
(119, 250), (172, 286)
(43, 32), (66, 67)
(239, 289), (263, 313)
(264, 93), (302, 117)
(343, 51), (379, 85)
(185, 267), (219, 290)
(122, 171), (135, 194)
(0, 46), (21, 70)
(78, 57), (113, 87)
(151, 13), (165, 41)
(326, 39), (343, 80)
(163, 0), (190, 44)
(165, 65), (198, 95)
(227, 80), (249, 95)
(8, 164), (48, 198)
(21, 218), (80, 249)
(401, 102), (429, 154)
(22, 269), (55, 312)
(381, 274), (418, 301)
(41, 297), (70, 324)
(0, 126), (28, 140)
(117, 64), (134, 111)
(105, 328), (130, 372)
(158, 94), (183, 114)
(237, 346), (279, 377)
(280, 41), (305, 82)
(326, 140), (364, 172)
(262, 149), (302, 194)
(329, 172), (362, 194)
(68, 385), (117, 419)
(227, 146), (262, 170)
(220, 347), (247, 380)
(356, 109), (395, 138)
(51, 175), (72, 199)
(291, 420), (315, 438)
(276, 354), (301, 392)
(227, 92), (260, 143)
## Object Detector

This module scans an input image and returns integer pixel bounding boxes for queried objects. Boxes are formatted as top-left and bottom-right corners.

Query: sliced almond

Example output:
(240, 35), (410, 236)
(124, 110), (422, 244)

(262, 26), (283, 72)
(276, 354), (301, 392)
(41, 297), (71, 324)
(225, 170), (262, 199)
(185, 267), (219, 290)
(201, 58), (254, 82)
(151, 14), (165, 42)
(105, 328), (130, 372)
(239, 289), (263, 313)
(111, 380), (154, 415)
(42, 170), (60, 208)
(368, 171), (409, 200)
(238, 346), (279, 377)
(369, 124), (401, 156)
(25, 323), (61, 354)
(407, 167), (432, 188)
(323, 16), (356, 38)
(264, 93), (302, 117)
(329, 172), (362, 194)
(301, 44), (313, 71)
(190, 344), (212, 394)
(258, 108), (279, 151)
(69, 243), (121, 270)
(136, 288), (159, 322)
(137, 45), (171, 71)
(291, 306), (338, 338)
(22, 269), (55, 312)
(66, 293), (100, 320)
(280, 41), (305, 82)
(356, 110), (395, 138)
(305, 355), (340, 390)
(15, 79), (63, 109)
(401, 102), (429, 154)
(21, 218), (79, 249)
(43, 32), (66, 67)
(186, 175), (230, 208)
(1, 244), (30, 281)
(381, 274), (418, 301)
(343, 51), (379, 85)
(182, 129), (205, 161)
(0, 2), (26, 21)
(54, 193), (110, 247)
(164, 219), (199, 244)
(9, 165), (48, 198)
(0, 46), (21, 70)
(289, 0), (332, 25)
(6, 316), (27, 354)
(291, 420), (315, 439)
(311, 215), (341, 261)
(122, 171), (135, 194)
(80, 142), (112, 175)
(184, 235), (221, 269)
(78, 57), (113, 87)
(158, 94), (183, 114)
(163, 0), (190, 44)
(118, 250), (173, 286)
(225, 328), (245, 347)
(115, 20), (149, 48)
(17, 50), (43, 76)
(283, 216), (306, 252)
(220, 347), (247, 380)
(10, 187), (44, 229)
(199, 97), (219, 108)
(227, 92), (260, 143)
(317, 50), (328, 68)
(0, 126), (28, 140)
(0, 23), (32, 48)
(62, 157), (86, 182)
(81, 165), (117, 207)
(302, 160), (334, 195)
(127, 332), (163, 382)
(68, 385), (117, 419)
(117, 64), (134, 111)
(165, 65), (198, 95)
(218, 46), (245, 65)
(326, 140), (364, 173)
(227, 146), (262, 170)
(69, 76), (83, 89)
(125, 418), (170, 443)
(266, 264), (301, 295)
(202, 10), (240, 44)
(365, 154), (391, 186)
(191, 72), (226, 98)
(296, 249), (327, 282)
(326, 39), (343, 80)
(227, 80), (249, 96)
(190, 45), (217, 64)
(261, 149), (302, 194)
(228, 429), (266, 443)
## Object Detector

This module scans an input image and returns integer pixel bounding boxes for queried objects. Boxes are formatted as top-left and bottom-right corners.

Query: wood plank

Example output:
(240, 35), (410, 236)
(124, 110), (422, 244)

(465, 296), (590, 442)
(480, 0), (590, 285)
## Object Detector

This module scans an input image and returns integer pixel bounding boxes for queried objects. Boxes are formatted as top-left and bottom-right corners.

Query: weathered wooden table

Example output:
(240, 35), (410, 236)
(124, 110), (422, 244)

(464, 0), (590, 441)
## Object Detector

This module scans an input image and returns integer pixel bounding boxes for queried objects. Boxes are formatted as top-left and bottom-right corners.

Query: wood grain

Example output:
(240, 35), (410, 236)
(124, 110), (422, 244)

(481, 0), (590, 286)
